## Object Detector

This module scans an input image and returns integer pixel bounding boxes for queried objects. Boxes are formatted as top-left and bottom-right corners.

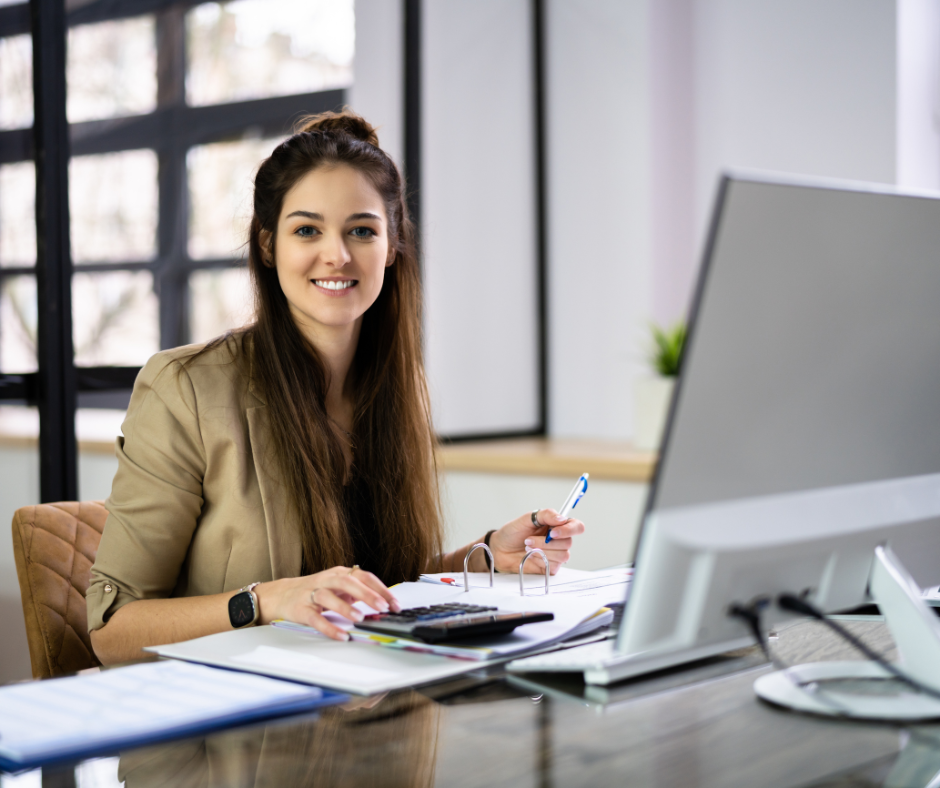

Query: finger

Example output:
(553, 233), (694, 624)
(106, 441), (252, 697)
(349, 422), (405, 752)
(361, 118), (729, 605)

(534, 508), (564, 529)
(333, 574), (397, 614)
(312, 587), (366, 625)
(525, 535), (573, 551)
(305, 608), (350, 641)
(544, 520), (585, 540)
(351, 569), (402, 612)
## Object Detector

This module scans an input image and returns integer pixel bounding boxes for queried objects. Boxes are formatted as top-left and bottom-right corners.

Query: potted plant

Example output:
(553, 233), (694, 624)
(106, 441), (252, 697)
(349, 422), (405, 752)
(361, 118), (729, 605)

(634, 322), (685, 451)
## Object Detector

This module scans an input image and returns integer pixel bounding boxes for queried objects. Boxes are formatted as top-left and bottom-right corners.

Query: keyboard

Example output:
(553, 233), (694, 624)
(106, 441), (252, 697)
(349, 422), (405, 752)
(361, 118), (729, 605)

(508, 640), (619, 672)
(357, 603), (554, 644)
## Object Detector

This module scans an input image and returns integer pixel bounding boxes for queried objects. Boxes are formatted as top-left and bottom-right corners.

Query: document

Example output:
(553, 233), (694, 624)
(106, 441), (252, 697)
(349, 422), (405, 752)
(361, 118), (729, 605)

(421, 565), (632, 606)
(150, 579), (615, 696)
(0, 660), (346, 771)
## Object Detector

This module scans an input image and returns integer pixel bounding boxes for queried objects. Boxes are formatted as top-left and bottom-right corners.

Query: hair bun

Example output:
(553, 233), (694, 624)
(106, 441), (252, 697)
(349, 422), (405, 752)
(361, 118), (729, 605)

(297, 109), (379, 147)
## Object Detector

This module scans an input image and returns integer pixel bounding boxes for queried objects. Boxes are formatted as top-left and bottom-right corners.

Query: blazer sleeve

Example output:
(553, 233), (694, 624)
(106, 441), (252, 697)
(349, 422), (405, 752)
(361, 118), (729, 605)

(87, 351), (207, 632)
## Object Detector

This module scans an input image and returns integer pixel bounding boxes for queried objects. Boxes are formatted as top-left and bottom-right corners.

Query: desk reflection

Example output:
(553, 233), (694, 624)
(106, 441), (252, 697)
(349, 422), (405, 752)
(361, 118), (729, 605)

(118, 691), (440, 788)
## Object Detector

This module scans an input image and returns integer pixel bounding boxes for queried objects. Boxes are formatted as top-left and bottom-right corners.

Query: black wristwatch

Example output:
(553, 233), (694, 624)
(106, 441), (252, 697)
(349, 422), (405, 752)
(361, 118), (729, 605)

(228, 582), (261, 628)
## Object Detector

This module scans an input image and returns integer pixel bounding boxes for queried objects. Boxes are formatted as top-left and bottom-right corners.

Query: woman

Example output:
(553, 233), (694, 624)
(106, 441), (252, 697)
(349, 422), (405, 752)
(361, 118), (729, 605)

(87, 111), (585, 664)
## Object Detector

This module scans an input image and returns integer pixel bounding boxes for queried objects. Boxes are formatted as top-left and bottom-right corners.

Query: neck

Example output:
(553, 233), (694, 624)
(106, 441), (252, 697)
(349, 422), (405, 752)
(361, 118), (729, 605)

(293, 313), (361, 417)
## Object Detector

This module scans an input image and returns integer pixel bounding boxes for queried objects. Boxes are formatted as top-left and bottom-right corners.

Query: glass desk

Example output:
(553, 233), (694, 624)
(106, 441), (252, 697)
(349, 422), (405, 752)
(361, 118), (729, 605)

(7, 619), (940, 788)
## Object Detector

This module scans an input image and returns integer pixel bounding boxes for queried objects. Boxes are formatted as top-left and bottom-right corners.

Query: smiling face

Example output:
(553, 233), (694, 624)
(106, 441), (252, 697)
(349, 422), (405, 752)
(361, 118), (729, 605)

(273, 163), (391, 347)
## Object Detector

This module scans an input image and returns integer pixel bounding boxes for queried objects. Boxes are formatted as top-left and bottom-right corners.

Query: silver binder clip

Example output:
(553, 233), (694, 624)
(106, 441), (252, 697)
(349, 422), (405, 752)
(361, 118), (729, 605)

(463, 543), (495, 591)
(519, 549), (550, 596)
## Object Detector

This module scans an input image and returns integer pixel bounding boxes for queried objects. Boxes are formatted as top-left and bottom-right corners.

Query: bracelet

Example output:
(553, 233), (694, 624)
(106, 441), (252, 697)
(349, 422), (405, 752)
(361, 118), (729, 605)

(483, 530), (497, 572)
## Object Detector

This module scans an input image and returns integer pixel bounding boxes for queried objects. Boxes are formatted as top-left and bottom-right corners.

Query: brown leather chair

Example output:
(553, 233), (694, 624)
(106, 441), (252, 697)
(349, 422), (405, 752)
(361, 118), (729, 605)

(12, 501), (107, 679)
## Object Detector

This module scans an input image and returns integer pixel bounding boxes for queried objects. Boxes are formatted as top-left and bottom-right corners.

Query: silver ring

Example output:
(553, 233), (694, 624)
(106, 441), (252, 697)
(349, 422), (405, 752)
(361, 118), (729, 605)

(531, 509), (540, 527)
(310, 588), (323, 611)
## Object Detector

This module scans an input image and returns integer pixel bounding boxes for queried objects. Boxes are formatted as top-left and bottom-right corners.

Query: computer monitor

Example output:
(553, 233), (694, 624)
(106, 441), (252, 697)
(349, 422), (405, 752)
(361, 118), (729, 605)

(615, 173), (940, 700)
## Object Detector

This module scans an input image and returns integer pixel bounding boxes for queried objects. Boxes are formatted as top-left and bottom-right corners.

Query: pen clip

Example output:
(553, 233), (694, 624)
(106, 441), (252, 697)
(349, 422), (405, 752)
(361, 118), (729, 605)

(464, 543), (495, 591)
(519, 549), (550, 596)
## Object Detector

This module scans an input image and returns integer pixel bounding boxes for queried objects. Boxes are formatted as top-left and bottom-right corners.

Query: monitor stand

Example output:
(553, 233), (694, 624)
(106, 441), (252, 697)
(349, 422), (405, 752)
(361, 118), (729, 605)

(754, 545), (940, 721)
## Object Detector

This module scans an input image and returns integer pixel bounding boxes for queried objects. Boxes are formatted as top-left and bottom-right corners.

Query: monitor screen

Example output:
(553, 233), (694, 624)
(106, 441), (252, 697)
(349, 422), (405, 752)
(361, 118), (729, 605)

(651, 176), (940, 511)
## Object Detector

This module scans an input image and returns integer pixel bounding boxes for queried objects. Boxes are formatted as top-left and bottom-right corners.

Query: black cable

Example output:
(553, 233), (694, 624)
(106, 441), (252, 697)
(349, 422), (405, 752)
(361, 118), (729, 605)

(777, 593), (940, 702)
(729, 596), (852, 715)
(728, 599), (773, 662)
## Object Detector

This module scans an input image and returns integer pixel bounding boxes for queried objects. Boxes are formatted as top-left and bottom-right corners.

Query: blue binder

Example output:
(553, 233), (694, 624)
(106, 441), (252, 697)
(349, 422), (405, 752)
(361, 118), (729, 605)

(0, 660), (348, 772)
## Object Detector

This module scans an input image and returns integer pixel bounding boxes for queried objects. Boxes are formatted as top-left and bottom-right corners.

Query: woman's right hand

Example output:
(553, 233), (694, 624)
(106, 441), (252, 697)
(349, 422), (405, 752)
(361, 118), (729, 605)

(253, 567), (402, 641)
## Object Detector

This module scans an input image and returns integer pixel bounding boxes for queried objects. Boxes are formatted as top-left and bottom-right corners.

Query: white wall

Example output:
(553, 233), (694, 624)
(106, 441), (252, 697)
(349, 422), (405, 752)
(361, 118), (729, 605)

(422, 0), (540, 436)
(897, 0), (940, 190)
(693, 0), (898, 238)
(348, 0), (403, 167)
(546, 0), (654, 440)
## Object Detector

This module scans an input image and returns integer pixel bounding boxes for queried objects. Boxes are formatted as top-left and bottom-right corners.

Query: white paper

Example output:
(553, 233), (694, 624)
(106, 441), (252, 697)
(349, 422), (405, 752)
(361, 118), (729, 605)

(419, 566), (632, 606)
(386, 581), (610, 656)
(0, 661), (319, 762)
(232, 645), (399, 684)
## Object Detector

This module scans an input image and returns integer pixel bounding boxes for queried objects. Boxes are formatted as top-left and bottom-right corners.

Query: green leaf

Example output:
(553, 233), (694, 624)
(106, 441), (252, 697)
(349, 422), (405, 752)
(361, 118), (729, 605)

(647, 321), (686, 377)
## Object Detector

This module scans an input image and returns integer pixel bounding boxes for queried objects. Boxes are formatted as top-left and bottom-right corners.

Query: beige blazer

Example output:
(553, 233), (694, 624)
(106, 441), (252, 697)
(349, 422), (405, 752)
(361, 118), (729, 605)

(87, 336), (304, 632)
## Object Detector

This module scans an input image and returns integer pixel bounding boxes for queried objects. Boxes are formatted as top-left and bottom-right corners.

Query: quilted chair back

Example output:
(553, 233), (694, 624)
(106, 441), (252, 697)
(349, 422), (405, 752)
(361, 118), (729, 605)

(12, 501), (107, 679)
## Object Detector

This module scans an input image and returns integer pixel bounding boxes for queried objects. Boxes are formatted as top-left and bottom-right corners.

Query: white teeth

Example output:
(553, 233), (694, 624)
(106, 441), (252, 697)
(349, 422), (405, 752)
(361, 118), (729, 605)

(315, 280), (355, 290)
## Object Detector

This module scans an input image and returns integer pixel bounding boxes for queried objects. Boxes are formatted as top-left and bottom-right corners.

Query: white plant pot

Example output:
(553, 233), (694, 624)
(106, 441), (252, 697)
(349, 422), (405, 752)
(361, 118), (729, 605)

(634, 376), (675, 451)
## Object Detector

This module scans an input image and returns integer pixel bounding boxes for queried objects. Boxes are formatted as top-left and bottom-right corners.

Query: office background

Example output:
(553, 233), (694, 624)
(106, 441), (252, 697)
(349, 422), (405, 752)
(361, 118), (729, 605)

(0, 0), (938, 684)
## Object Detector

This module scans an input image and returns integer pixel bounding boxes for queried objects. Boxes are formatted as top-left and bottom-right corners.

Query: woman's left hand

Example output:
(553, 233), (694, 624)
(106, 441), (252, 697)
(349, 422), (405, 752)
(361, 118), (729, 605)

(487, 509), (585, 575)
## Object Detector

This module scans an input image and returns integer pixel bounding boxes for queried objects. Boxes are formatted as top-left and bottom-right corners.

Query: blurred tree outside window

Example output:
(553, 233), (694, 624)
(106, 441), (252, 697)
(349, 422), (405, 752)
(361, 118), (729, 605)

(0, 33), (32, 130)
(67, 16), (157, 123)
(70, 150), (159, 264)
(187, 0), (353, 106)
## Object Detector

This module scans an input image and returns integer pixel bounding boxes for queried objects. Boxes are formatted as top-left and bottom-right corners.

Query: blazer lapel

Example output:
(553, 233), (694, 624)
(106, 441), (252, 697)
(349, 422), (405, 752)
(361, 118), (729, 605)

(247, 405), (303, 580)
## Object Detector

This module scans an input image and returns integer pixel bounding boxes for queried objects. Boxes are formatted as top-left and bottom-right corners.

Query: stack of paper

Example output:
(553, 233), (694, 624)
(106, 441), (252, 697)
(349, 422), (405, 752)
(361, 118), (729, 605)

(0, 660), (346, 771)
(150, 576), (625, 695)
(420, 565), (632, 607)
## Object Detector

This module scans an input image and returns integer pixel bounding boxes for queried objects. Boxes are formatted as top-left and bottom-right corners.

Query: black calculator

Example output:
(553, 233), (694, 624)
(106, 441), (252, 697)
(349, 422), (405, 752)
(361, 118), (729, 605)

(357, 603), (554, 644)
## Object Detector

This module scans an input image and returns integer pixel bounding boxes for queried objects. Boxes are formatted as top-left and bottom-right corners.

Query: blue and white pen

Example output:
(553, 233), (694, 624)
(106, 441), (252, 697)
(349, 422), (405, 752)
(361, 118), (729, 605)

(545, 472), (589, 543)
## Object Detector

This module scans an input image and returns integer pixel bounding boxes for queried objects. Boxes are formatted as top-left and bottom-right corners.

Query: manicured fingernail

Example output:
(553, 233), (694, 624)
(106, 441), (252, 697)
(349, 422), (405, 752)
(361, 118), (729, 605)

(376, 600), (389, 612)
(525, 545), (533, 553)
(554, 513), (566, 522)
(336, 631), (350, 641)
(524, 539), (532, 546)
(351, 610), (364, 622)
(390, 600), (402, 613)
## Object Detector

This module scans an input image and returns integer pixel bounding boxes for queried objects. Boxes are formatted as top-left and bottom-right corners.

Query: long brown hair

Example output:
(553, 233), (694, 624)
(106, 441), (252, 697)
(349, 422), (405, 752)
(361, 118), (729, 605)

(206, 110), (441, 583)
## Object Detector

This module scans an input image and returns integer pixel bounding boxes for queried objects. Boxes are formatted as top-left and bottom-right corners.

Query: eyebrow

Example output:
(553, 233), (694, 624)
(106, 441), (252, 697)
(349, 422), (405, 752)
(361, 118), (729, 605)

(284, 210), (384, 222)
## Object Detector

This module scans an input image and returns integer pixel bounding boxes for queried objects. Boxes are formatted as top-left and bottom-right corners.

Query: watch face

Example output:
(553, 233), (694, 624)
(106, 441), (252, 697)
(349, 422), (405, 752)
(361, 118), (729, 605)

(229, 591), (256, 628)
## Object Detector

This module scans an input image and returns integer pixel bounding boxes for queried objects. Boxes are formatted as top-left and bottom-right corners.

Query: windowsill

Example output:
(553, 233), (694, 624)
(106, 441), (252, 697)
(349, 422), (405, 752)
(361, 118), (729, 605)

(0, 407), (123, 456)
(0, 416), (659, 481)
(436, 438), (657, 482)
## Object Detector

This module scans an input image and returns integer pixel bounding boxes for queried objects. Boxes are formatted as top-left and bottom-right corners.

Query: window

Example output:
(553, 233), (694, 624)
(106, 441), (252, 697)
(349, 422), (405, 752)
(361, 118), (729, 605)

(0, 0), (352, 498)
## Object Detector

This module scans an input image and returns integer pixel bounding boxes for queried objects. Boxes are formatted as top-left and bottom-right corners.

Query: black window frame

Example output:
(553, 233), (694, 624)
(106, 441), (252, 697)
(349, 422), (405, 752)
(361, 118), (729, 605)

(0, 0), (346, 500)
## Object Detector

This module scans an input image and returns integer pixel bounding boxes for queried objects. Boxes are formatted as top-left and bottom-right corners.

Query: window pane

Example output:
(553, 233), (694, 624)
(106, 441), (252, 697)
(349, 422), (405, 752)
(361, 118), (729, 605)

(0, 34), (32, 130)
(0, 274), (36, 372)
(186, 0), (354, 107)
(67, 16), (157, 123)
(189, 267), (252, 343)
(0, 404), (38, 440)
(188, 136), (281, 259)
(70, 150), (158, 264)
(73, 271), (158, 366)
(0, 162), (35, 267)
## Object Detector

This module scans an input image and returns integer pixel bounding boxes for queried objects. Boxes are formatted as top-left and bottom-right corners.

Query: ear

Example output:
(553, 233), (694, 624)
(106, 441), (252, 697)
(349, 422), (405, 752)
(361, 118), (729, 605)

(385, 247), (396, 268)
(258, 229), (275, 268)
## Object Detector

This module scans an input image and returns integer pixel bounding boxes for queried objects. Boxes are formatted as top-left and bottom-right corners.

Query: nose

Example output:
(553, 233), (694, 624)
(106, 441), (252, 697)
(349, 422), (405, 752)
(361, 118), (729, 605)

(321, 231), (352, 268)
